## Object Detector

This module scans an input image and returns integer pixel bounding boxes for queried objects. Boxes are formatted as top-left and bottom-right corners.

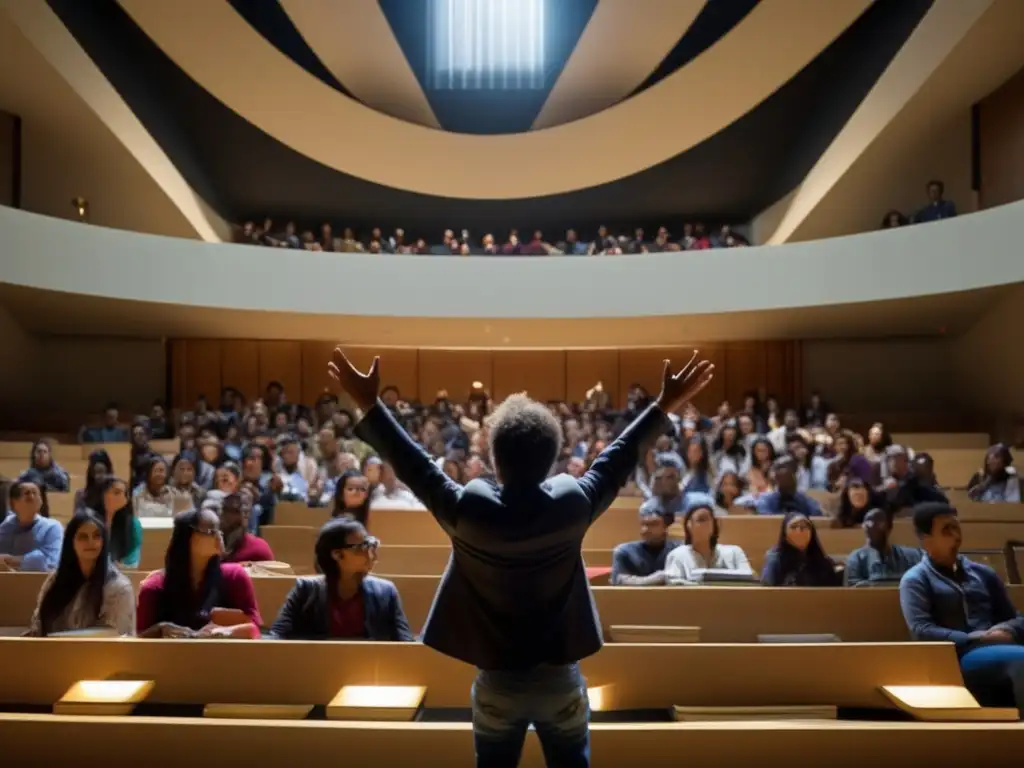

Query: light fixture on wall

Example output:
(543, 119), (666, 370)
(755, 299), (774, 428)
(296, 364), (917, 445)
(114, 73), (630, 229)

(71, 196), (89, 221)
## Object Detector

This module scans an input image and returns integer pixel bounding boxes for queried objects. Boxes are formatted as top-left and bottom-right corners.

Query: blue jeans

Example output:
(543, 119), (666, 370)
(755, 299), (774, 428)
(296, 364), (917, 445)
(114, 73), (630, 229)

(471, 663), (590, 768)
(961, 644), (1024, 711)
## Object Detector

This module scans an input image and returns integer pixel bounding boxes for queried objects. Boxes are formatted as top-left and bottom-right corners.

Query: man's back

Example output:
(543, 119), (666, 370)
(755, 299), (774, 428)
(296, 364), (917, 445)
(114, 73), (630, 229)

(355, 404), (667, 670)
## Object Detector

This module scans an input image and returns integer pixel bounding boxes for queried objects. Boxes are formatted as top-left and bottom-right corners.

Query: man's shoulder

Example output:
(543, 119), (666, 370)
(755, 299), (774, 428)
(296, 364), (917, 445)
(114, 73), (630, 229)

(363, 574), (400, 597)
(899, 559), (929, 587)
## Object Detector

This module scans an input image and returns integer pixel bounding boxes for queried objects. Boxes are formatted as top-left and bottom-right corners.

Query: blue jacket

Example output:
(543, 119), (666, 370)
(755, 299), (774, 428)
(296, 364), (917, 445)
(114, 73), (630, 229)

(268, 574), (413, 641)
(899, 556), (1024, 656)
(755, 491), (822, 517)
(0, 512), (63, 571)
(355, 401), (668, 670)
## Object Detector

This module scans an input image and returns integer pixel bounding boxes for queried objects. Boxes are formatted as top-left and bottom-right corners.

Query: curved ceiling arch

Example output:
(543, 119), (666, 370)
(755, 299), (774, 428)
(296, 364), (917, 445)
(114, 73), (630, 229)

(531, 0), (705, 130)
(116, 0), (872, 200)
(277, 0), (440, 129)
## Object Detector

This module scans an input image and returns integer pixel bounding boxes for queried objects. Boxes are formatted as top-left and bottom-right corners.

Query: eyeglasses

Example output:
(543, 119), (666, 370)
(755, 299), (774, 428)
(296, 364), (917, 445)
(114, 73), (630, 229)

(191, 525), (221, 537)
(341, 536), (380, 552)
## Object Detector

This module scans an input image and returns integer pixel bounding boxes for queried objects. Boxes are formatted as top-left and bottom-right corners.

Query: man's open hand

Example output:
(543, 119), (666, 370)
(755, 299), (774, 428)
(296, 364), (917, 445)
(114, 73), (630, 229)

(656, 351), (715, 413)
(327, 348), (381, 411)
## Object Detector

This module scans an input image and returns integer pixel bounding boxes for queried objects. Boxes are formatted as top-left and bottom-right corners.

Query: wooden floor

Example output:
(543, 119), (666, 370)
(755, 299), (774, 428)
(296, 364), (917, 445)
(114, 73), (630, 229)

(2, 714), (1022, 766)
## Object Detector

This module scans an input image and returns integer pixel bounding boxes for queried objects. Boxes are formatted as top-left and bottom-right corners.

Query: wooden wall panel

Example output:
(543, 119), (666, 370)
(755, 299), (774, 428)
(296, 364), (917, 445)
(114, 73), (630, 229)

(491, 350), (566, 402)
(169, 340), (189, 410)
(257, 342), (303, 405)
(169, 341), (803, 416)
(980, 66), (1024, 210)
(300, 341), (337, 408)
(565, 350), (619, 406)
(418, 350), (493, 404)
(220, 341), (260, 403)
(182, 340), (222, 408)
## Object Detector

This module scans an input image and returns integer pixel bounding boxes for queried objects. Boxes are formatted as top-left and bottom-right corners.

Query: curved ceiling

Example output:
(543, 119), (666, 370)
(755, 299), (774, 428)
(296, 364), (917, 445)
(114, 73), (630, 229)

(115, 0), (873, 199)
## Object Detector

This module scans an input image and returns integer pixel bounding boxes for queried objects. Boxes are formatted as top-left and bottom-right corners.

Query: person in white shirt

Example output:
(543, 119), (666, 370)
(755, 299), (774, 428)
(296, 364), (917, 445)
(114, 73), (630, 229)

(369, 461), (424, 509)
(665, 496), (753, 585)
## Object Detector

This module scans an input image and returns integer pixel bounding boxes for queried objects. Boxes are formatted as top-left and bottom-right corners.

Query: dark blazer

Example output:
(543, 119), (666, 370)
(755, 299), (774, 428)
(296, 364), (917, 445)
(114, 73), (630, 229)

(268, 574), (413, 641)
(355, 401), (667, 670)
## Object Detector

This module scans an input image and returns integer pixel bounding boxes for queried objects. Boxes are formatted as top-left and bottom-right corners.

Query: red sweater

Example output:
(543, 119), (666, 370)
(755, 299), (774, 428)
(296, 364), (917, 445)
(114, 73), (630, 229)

(222, 533), (275, 564)
(136, 562), (263, 632)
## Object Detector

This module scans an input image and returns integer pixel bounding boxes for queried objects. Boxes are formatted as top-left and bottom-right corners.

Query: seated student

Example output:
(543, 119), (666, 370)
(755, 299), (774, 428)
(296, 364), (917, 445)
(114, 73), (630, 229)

(832, 477), (883, 528)
(761, 511), (841, 587)
(73, 450), (113, 513)
(900, 503), (1024, 710)
(680, 436), (714, 500)
(787, 431), (829, 492)
(0, 479), (62, 571)
(27, 511), (135, 636)
(167, 451), (206, 511)
(133, 456), (175, 518)
(100, 477), (143, 569)
(269, 517), (412, 641)
(370, 461), (424, 509)
(755, 457), (823, 517)
(136, 508), (263, 638)
(967, 444), (1020, 503)
(610, 507), (680, 586)
(27, 439), (70, 492)
(713, 470), (756, 513)
(331, 468), (371, 525)
(79, 402), (129, 444)
(217, 492), (275, 564)
(883, 445), (948, 513)
(844, 508), (921, 586)
(638, 452), (686, 521)
(665, 495), (752, 584)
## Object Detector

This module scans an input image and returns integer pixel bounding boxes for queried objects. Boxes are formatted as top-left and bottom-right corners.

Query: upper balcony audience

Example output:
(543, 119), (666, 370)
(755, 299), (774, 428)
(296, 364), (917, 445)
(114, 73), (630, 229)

(880, 178), (958, 232)
(844, 508), (921, 587)
(760, 511), (841, 587)
(899, 503), (1024, 709)
(665, 495), (752, 585)
(26, 511), (135, 636)
(269, 518), (412, 641)
(136, 508), (262, 638)
(0, 479), (61, 572)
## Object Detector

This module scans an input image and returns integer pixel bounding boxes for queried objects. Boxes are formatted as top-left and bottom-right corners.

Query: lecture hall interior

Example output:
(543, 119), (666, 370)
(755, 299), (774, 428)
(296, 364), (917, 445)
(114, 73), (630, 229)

(3, 0), (1024, 765)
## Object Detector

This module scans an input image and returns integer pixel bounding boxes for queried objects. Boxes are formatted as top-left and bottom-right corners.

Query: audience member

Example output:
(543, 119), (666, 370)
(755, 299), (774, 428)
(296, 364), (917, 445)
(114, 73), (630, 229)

(638, 453), (685, 521)
(665, 495), (752, 584)
(136, 508), (262, 638)
(274, 434), (317, 502)
(863, 422), (892, 470)
(73, 449), (113, 513)
(217, 493), (275, 564)
(833, 477), (883, 529)
(129, 422), (156, 488)
(913, 179), (957, 223)
(370, 461), (423, 509)
(611, 508), (679, 586)
(760, 511), (841, 587)
(844, 508), (921, 586)
(884, 445), (948, 512)
(755, 457), (823, 517)
(101, 477), (143, 569)
(214, 462), (242, 496)
(826, 430), (875, 490)
(148, 400), (173, 440)
(680, 436), (714, 498)
(744, 437), (776, 497)
(79, 402), (129, 444)
(26, 511), (135, 636)
(0, 479), (62, 572)
(900, 503), (1024, 711)
(713, 470), (753, 513)
(168, 451), (206, 510)
(269, 518), (412, 640)
(331, 468), (371, 525)
(880, 210), (909, 229)
(968, 444), (1020, 503)
(133, 455), (174, 518)
(26, 439), (70, 492)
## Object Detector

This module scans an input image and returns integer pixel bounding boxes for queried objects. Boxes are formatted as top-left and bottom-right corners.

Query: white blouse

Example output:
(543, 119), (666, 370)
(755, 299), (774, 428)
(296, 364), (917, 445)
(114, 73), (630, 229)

(665, 544), (753, 585)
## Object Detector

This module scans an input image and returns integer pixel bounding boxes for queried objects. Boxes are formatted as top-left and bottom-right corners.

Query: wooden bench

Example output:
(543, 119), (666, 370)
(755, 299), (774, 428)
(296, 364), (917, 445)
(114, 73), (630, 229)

(3, 572), (1022, 643)
(2, 715), (1022, 767)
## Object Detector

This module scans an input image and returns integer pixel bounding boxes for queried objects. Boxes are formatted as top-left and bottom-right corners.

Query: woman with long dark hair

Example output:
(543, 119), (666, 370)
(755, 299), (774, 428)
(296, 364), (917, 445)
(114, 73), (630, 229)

(710, 421), (747, 477)
(74, 450), (113, 513)
(99, 477), (143, 568)
(133, 455), (174, 518)
(968, 444), (1021, 503)
(331, 469), (371, 526)
(135, 507), (262, 638)
(27, 438), (70, 492)
(168, 451), (206, 511)
(680, 436), (713, 497)
(761, 511), (841, 586)
(665, 497), (752, 584)
(27, 511), (134, 636)
(269, 517), (412, 641)
(129, 422), (156, 488)
(833, 477), (882, 529)
(744, 437), (776, 498)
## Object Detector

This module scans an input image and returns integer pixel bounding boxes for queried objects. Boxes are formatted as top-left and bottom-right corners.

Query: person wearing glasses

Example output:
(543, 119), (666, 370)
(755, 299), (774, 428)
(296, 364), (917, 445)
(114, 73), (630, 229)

(268, 517), (413, 641)
(135, 508), (263, 638)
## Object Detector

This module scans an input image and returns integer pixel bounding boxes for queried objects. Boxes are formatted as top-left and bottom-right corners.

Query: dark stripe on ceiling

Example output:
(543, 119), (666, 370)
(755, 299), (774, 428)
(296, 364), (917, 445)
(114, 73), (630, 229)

(227, 0), (354, 100)
(631, 0), (761, 98)
(379, 0), (598, 134)
(49, 0), (932, 236)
